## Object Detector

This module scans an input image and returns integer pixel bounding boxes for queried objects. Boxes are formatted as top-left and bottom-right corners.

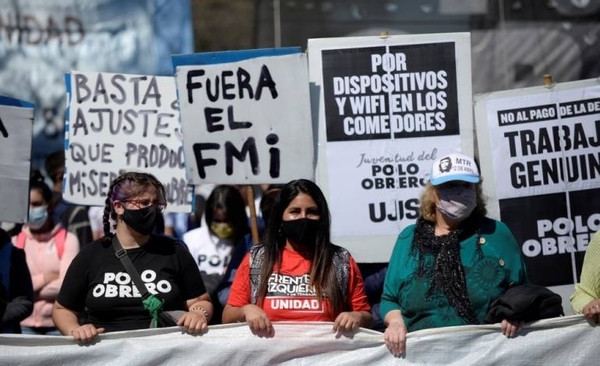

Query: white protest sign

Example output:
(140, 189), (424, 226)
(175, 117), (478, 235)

(309, 33), (474, 262)
(64, 71), (193, 212)
(0, 96), (34, 223)
(474, 78), (600, 286)
(174, 52), (314, 184)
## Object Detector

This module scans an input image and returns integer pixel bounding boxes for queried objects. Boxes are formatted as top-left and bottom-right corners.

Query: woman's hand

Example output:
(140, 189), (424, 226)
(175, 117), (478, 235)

(53, 301), (103, 343)
(332, 311), (362, 332)
(178, 311), (208, 334)
(501, 319), (524, 338)
(69, 324), (105, 344)
(44, 271), (59, 285)
(582, 299), (600, 324)
(384, 319), (408, 357)
(243, 304), (274, 337)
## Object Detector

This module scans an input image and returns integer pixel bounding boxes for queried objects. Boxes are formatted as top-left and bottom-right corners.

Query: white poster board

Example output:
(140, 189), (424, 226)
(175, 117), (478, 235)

(309, 33), (474, 262)
(0, 96), (34, 223)
(474, 78), (600, 286)
(64, 71), (193, 212)
(174, 52), (314, 184)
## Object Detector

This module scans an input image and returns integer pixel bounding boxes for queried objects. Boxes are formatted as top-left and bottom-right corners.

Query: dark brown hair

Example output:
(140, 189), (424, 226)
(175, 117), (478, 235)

(29, 169), (53, 205)
(258, 179), (345, 315)
(205, 185), (249, 244)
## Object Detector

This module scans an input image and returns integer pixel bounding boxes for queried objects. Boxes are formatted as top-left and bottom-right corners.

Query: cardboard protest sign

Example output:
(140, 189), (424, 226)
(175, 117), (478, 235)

(0, 96), (34, 223)
(172, 48), (314, 184)
(309, 33), (474, 262)
(64, 71), (193, 212)
(474, 78), (600, 286)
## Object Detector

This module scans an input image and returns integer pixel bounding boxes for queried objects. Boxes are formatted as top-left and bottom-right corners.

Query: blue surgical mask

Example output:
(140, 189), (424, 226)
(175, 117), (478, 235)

(28, 205), (48, 229)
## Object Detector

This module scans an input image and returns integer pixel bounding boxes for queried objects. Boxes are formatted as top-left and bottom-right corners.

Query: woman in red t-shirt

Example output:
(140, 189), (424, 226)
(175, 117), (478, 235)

(222, 179), (372, 336)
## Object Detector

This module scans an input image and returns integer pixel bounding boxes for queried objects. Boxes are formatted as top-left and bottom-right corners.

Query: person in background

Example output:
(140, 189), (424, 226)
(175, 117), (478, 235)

(13, 170), (80, 335)
(381, 152), (528, 357)
(236, 184), (265, 233)
(570, 230), (600, 322)
(183, 184), (217, 230)
(88, 206), (107, 240)
(163, 212), (191, 240)
(45, 150), (93, 247)
(53, 172), (212, 343)
(183, 185), (250, 323)
(189, 187), (211, 230)
(357, 263), (388, 332)
(1, 222), (22, 238)
(0, 285), (4, 327)
(216, 185), (283, 309)
(222, 179), (372, 336)
(1, 228), (34, 333)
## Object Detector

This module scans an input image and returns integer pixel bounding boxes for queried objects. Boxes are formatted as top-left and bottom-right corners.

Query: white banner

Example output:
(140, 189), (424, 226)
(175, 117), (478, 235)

(309, 33), (474, 262)
(0, 96), (34, 223)
(174, 52), (314, 185)
(64, 71), (192, 212)
(1, 317), (598, 365)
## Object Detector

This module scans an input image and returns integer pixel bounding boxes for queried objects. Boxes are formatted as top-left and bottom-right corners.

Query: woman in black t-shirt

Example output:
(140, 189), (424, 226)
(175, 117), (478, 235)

(52, 172), (212, 343)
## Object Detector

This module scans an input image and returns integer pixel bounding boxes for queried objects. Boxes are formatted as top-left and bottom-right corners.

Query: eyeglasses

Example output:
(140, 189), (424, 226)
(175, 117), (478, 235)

(121, 199), (167, 212)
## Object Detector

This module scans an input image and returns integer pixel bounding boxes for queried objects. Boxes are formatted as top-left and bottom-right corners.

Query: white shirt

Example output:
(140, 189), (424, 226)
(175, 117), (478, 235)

(182, 220), (235, 275)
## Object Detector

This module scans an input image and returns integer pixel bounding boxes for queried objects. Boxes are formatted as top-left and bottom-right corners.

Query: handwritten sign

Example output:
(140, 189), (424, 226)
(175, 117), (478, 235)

(309, 33), (474, 262)
(0, 96), (34, 223)
(173, 49), (314, 184)
(64, 71), (192, 212)
(475, 79), (600, 286)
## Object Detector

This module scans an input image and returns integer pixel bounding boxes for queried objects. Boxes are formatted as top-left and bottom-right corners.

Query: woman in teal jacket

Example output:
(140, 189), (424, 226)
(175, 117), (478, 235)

(381, 153), (528, 357)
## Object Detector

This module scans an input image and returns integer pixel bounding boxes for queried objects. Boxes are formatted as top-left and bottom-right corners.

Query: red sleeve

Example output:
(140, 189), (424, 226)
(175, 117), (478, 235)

(226, 253), (251, 307)
(347, 256), (371, 312)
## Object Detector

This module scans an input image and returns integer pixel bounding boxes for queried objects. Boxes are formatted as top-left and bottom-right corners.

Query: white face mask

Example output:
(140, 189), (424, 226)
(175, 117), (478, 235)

(436, 185), (477, 222)
(28, 205), (49, 229)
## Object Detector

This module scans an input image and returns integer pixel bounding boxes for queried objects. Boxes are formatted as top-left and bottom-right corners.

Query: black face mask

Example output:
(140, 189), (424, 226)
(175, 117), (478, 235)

(122, 206), (159, 236)
(281, 218), (320, 247)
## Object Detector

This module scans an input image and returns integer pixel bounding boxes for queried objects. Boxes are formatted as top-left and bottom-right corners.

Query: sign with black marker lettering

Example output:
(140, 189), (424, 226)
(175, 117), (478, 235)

(475, 78), (600, 286)
(64, 71), (193, 212)
(309, 33), (474, 262)
(0, 96), (34, 223)
(173, 48), (314, 184)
